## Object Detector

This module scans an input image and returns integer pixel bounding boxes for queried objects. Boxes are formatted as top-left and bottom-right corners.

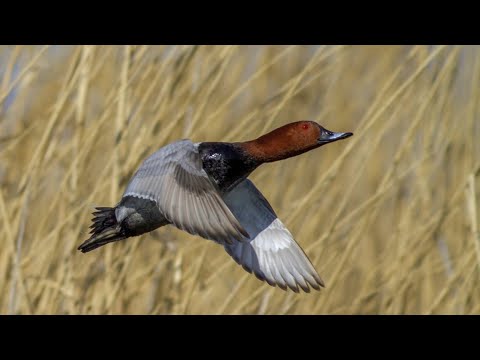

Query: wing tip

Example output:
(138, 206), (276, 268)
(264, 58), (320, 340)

(225, 249), (326, 294)
(235, 262), (325, 294)
(312, 272), (326, 289)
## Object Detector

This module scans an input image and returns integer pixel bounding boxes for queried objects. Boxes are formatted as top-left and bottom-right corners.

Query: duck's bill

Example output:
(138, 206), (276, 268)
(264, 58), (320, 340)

(318, 128), (353, 145)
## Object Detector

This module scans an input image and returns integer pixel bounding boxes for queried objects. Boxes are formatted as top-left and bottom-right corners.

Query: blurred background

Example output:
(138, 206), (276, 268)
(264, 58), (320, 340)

(0, 45), (479, 314)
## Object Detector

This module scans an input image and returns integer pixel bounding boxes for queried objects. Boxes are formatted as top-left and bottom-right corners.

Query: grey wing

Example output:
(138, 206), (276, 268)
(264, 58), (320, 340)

(123, 140), (248, 244)
(222, 179), (324, 292)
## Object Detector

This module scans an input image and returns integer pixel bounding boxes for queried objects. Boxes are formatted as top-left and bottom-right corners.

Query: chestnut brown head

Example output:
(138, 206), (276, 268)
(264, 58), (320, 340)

(242, 121), (353, 163)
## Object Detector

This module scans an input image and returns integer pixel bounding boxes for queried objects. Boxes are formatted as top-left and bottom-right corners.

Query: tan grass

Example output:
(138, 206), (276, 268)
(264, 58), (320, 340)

(0, 45), (478, 314)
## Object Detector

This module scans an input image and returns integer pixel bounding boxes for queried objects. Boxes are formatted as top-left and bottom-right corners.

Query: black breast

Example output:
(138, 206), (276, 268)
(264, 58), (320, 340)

(198, 142), (259, 193)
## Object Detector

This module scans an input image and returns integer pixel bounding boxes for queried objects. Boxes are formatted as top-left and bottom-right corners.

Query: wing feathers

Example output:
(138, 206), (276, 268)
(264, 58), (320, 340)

(123, 140), (248, 244)
(223, 180), (324, 293)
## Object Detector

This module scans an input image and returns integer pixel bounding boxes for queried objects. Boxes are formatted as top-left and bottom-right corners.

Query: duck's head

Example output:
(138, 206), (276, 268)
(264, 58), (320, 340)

(242, 121), (353, 163)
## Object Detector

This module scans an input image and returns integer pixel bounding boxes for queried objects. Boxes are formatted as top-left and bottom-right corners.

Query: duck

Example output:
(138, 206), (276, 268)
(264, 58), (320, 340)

(78, 121), (353, 293)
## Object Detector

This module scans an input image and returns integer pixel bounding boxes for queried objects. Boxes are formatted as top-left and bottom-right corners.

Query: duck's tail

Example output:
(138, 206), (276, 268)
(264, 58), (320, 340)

(78, 207), (127, 253)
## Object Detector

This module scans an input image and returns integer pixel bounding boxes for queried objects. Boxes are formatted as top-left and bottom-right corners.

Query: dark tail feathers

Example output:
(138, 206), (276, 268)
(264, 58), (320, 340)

(78, 207), (126, 253)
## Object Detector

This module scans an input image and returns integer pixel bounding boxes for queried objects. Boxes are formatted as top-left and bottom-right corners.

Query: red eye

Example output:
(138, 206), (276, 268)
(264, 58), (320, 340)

(302, 124), (309, 130)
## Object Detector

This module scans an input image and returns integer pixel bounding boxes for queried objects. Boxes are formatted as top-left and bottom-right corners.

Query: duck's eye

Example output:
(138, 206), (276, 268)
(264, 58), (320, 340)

(302, 124), (309, 130)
